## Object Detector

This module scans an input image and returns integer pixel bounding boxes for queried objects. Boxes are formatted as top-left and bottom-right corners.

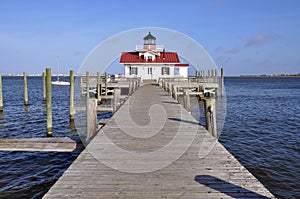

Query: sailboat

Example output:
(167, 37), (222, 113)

(51, 59), (70, 86)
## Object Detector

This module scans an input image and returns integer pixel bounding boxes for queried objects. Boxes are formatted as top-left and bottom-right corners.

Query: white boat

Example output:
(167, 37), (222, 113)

(51, 80), (70, 86)
(51, 59), (70, 86)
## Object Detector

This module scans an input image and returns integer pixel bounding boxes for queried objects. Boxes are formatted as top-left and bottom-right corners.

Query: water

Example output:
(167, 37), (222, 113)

(190, 77), (300, 199)
(0, 76), (299, 198)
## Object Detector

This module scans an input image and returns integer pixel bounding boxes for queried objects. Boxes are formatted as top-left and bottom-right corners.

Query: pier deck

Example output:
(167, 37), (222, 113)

(44, 84), (274, 198)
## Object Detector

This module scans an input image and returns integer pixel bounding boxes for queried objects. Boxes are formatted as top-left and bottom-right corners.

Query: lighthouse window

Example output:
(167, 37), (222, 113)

(161, 67), (170, 75)
(148, 67), (152, 74)
(129, 67), (138, 75)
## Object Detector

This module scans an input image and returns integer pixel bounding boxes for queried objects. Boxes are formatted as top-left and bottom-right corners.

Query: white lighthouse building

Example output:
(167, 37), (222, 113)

(120, 32), (189, 81)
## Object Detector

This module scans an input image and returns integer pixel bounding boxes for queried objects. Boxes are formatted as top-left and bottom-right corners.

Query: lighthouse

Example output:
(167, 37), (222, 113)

(120, 32), (189, 81)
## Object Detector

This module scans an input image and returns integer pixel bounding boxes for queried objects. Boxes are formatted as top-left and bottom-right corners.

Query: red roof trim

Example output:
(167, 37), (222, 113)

(175, 64), (189, 67)
(120, 52), (180, 64)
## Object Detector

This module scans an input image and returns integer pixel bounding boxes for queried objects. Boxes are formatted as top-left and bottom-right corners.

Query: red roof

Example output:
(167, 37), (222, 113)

(120, 52), (180, 64)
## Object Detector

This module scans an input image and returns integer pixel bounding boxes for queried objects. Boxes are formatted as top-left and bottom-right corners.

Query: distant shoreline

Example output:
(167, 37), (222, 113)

(231, 74), (300, 78)
(1, 74), (300, 78)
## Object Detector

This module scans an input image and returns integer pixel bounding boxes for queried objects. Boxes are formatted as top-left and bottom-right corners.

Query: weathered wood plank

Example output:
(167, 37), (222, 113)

(0, 137), (76, 152)
(43, 85), (275, 198)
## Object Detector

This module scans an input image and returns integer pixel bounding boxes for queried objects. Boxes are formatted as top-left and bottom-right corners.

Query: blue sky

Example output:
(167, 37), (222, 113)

(0, 0), (299, 75)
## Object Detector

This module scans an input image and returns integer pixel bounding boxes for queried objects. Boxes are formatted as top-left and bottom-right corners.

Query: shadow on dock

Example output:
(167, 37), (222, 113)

(162, 101), (179, 104)
(168, 117), (200, 125)
(194, 175), (272, 199)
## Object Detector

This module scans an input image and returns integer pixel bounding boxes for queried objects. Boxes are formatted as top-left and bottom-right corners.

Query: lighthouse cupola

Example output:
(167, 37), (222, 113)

(143, 32), (156, 50)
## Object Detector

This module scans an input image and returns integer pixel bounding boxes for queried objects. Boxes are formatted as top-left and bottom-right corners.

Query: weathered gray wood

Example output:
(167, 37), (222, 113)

(183, 88), (190, 113)
(221, 68), (225, 97)
(44, 85), (275, 199)
(23, 72), (28, 106)
(104, 72), (108, 95)
(42, 72), (46, 101)
(46, 68), (52, 137)
(69, 70), (75, 121)
(86, 71), (90, 99)
(204, 97), (217, 138)
(74, 105), (113, 112)
(0, 73), (3, 112)
(113, 88), (121, 112)
(97, 72), (101, 101)
(86, 99), (97, 139)
(0, 137), (76, 152)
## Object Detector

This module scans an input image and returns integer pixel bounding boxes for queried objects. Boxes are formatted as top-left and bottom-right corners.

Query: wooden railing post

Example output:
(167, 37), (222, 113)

(183, 88), (190, 113)
(69, 70), (75, 122)
(86, 71), (90, 99)
(204, 95), (217, 139)
(113, 88), (121, 112)
(86, 99), (98, 139)
(129, 82), (133, 95)
(104, 72), (108, 96)
(221, 68), (225, 97)
(97, 72), (101, 102)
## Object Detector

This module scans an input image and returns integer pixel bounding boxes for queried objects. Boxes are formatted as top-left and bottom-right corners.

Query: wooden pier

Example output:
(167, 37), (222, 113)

(43, 84), (275, 198)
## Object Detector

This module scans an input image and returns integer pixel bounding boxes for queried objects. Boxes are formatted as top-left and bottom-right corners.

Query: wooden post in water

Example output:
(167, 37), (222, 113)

(42, 72), (46, 101)
(0, 73), (3, 112)
(69, 70), (75, 122)
(86, 71), (90, 99)
(204, 95), (217, 139)
(23, 72), (28, 106)
(183, 89), (191, 113)
(46, 68), (52, 137)
(86, 99), (97, 139)
(104, 72), (108, 96)
(221, 68), (224, 97)
(97, 72), (101, 102)
(113, 88), (120, 112)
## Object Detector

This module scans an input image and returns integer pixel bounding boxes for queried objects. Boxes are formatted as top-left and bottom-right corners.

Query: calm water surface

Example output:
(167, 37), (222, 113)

(0, 76), (299, 198)
(190, 77), (300, 199)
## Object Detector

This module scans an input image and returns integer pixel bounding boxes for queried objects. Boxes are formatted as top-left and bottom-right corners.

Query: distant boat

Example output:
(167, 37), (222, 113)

(51, 59), (70, 86)
(51, 80), (70, 86)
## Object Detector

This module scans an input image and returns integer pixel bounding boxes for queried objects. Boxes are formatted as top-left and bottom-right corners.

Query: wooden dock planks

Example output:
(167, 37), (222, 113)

(43, 84), (275, 198)
(0, 137), (76, 152)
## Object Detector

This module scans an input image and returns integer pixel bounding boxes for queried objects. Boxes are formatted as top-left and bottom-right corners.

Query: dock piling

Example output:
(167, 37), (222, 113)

(42, 72), (46, 101)
(0, 73), (3, 112)
(69, 70), (75, 122)
(23, 72), (28, 106)
(113, 88), (121, 112)
(86, 99), (97, 139)
(204, 96), (217, 139)
(97, 72), (101, 102)
(221, 68), (224, 97)
(86, 71), (90, 99)
(104, 72), (108, 96)
(46, 68), (52, 137)
(183, 89), (191, 113)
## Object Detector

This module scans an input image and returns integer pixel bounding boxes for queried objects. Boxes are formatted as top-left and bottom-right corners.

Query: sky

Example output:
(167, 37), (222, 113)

(0, 0), (299, 76)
